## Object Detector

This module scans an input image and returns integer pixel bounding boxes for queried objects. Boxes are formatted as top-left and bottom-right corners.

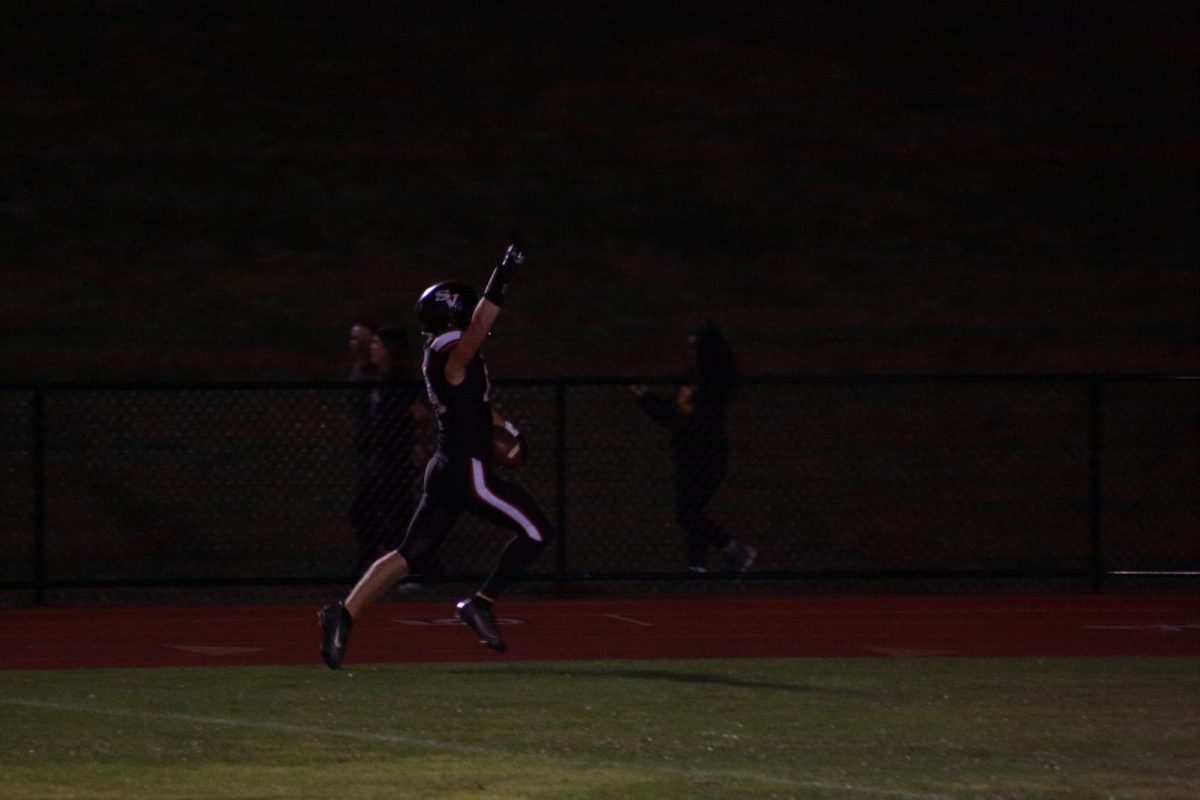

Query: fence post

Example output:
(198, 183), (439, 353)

(31, 389), (47, 605)
(554, 379), (568, 578)
(1087, 378), (1104, 592)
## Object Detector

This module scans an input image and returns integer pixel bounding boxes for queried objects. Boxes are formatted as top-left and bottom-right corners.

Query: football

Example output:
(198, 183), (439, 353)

(491, 424), (525, 468)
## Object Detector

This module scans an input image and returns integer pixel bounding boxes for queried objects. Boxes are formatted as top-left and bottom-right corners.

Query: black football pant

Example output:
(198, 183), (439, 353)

(398, 453), (553, 599)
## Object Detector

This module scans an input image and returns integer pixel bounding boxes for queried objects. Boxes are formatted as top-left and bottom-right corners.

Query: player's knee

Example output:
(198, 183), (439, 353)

(389, 550), (411, 576)
(529, 529), (551, 553)
(523, 523), (553, 554)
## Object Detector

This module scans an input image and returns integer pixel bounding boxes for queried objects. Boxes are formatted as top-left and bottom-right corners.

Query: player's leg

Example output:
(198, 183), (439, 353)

(344, 551), (409, 618)
(320, 459), (460, 669)
(456, 459), (554, 650)
(320, 547), (410, 669)
(467, 459), (553, 596)
(350, 486), (463, 617)
(393, 495), (460, 592)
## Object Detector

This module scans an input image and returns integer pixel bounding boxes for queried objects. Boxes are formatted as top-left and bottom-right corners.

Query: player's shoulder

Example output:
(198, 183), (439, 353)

(427, 330), (463, 354)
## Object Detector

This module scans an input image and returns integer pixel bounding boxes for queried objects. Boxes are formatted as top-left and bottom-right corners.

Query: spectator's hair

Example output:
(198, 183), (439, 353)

(692, 320), (739, 400)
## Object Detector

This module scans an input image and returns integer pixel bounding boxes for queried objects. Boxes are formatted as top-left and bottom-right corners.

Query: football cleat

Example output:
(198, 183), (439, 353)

(318, 602), (353, 669)
(736, 546), (758, 573)
(456, 597), (506, 652)
(724, 541), (757, 573)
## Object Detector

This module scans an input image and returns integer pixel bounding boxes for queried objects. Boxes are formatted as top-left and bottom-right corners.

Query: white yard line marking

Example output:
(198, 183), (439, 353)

(394, 617), (524, 627)
(603, 613), (653, 627)
(862, 647), (959, 657)
(0, 697), (952, 800)
(166, 645), (266, 656)
(1085, 623), (1200, 632)
(1108, 570), (1200, 576)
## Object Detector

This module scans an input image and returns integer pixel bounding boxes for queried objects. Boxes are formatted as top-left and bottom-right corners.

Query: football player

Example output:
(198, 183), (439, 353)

(319, 240), (551, 667)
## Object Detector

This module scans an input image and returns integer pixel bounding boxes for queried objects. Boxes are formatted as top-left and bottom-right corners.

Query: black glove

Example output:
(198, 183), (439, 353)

(483, 238), (526, 306)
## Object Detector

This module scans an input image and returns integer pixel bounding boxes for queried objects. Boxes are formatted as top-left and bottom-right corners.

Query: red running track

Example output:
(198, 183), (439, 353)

(1, 593), (1196, 670)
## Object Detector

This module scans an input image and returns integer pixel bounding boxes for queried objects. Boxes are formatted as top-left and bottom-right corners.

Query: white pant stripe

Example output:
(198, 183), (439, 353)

(470, 459), (543, 542)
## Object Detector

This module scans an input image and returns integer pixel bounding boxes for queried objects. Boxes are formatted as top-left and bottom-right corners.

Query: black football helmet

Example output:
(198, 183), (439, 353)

(415, 280), (477, 333)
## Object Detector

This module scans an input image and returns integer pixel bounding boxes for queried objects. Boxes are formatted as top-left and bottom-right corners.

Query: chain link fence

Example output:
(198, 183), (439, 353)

(0, 377), (1196, 603)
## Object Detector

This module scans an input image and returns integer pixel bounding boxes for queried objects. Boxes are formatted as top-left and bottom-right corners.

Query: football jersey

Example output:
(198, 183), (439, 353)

(422, 330), (493, 460)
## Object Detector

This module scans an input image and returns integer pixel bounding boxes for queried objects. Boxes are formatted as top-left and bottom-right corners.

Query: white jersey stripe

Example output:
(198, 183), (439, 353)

(470, 459), (543, 542)
(429, 330), (463, 352)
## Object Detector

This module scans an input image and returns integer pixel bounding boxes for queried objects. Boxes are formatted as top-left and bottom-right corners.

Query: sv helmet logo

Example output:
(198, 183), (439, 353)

(435, 289), (461, 309)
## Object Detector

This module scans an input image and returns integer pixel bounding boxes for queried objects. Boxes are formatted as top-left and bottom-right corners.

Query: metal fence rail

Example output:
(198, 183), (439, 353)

(0, 375), (1196, 602)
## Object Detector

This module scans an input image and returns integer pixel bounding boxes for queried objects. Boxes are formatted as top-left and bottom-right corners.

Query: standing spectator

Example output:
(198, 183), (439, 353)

(347, 320), (379, 448)
(347, 323), (422, 580)
(348, 322), (377, 381)
(632, 321), (756, 574)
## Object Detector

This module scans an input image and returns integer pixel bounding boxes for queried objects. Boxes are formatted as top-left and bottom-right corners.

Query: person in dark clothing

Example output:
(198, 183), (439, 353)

(346, 324), (423, 580)
(320, 240), (551, 668)
(348, 322), (377, 382)
(632, 321), (756, 574)
(347, 321), (381, 497)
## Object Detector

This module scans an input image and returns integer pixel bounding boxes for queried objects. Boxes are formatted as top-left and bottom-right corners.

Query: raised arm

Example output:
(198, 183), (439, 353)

(445, 240), (525, 385)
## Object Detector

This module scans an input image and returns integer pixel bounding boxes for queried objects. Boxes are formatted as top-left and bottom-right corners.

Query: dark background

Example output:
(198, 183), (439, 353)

(2, 0), (1197, 382)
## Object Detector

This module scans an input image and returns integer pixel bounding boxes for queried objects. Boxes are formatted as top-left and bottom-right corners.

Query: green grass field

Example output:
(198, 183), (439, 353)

(1, 658), (1196, 799)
